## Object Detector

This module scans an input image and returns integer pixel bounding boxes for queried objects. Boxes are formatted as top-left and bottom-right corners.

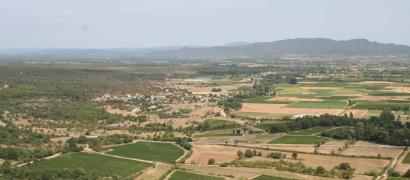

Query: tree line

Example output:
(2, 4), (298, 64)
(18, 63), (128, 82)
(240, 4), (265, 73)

(270, 110), (410, 146)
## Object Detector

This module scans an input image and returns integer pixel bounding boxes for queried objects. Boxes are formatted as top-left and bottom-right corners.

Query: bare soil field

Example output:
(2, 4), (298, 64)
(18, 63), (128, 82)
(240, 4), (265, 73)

(238, 149), (388, 175)
(186, 144), (246, 164)
(353, 141), (393, 147)
(387, 86), (410, 93)
(105, 105), (136, 116)
(317, 140), (346, 154)
(241, 103), (344, 115)
(317, 146), (343, 154)
(250, 144), (316, 153)
(394, 150), (410, 173)
(187, 143), (389, 174)
(180, 164), (337, 180)
(297, 153), (390, 174)
(357, 81), (395, 85)
(341, 146), (403, 158)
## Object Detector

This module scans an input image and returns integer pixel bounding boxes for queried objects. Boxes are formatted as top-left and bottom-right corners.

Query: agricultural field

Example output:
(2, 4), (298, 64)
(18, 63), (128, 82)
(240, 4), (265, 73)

(269, 135), (329, 144)
(1, 59), (410, 180)
(253, 175), (295, 180)
(286, 101), (346, 109)
(193, 128), (242, 138)
(287, 126), (334, 135)
(402, 152), (410, 164)
(168, 170), (224, 180)
(26, 152), (153, 177)
(107, 141), (185, 163)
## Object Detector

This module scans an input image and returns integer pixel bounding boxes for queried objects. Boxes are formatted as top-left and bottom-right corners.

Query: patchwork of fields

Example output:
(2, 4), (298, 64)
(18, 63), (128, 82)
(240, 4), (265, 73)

(240, 82), (410, 121)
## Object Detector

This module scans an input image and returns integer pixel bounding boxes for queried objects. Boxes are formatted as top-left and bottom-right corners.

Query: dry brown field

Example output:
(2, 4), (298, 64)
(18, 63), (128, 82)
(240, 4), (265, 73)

(241, 103), (344, 115)
(180, 164), (334, 180)
(298, 153), (389, 174)
(394, 150), (410, 173)
(186, 144), (246, 164)
(341, 146), (403, 158)
(317, 140), (346, 154)
(251, 144), (316, 153)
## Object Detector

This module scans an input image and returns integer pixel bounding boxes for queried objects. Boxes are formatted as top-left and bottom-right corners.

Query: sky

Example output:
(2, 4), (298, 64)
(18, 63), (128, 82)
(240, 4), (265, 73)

(0, 0), (409, 49)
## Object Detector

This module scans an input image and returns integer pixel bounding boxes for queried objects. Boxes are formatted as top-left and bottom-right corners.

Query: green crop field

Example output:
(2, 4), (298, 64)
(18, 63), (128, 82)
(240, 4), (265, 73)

(245, 96), (293, 104)
(320, 96), (357, 101)
(169, 170), (224, 180)
(276, 85), (308, 94)
(352, 101), (410, 110)
(253, 175), (295, 180)
(286, 101), (346, 109)
(387, 178), (410, 180)
(331, 87), (362, 94)
(269, 135), (328, 144)
(255, 123), (277, 131)
(107, 141), (184, 163)
(368, 91), (410, 96)
(287, 126), (333, 135)
(309, 89), (333, 96)
(402, 152), (410, 164)
(232, 112), (288, 120)
(26, 152), (152, 177)
(194, 128), (241, 137)
(202, 119), (240, 129)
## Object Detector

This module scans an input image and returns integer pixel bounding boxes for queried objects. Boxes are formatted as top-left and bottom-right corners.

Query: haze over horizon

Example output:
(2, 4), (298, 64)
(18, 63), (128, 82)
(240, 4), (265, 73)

(1, 0), (410, 49)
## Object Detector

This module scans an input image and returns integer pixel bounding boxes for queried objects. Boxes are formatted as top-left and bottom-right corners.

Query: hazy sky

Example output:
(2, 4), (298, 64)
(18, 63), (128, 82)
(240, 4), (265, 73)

(1, 0), (409, 48)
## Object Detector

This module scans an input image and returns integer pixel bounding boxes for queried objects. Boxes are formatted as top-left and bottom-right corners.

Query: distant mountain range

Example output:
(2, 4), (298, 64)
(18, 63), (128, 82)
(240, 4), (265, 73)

(146, 38), (410, 59)
(1, 38), (410, 60)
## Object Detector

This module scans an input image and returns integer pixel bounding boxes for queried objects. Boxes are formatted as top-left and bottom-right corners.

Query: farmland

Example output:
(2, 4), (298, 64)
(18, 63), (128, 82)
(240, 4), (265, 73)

(106, 141), (185, 163)
(168, 170), (224, 180)
(287, 126), (333, 135)
(1, 58), (410, 180)
(253, 175), (294, 180)
(26, 152), (153, 177)
(269, 135), (329, 144)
